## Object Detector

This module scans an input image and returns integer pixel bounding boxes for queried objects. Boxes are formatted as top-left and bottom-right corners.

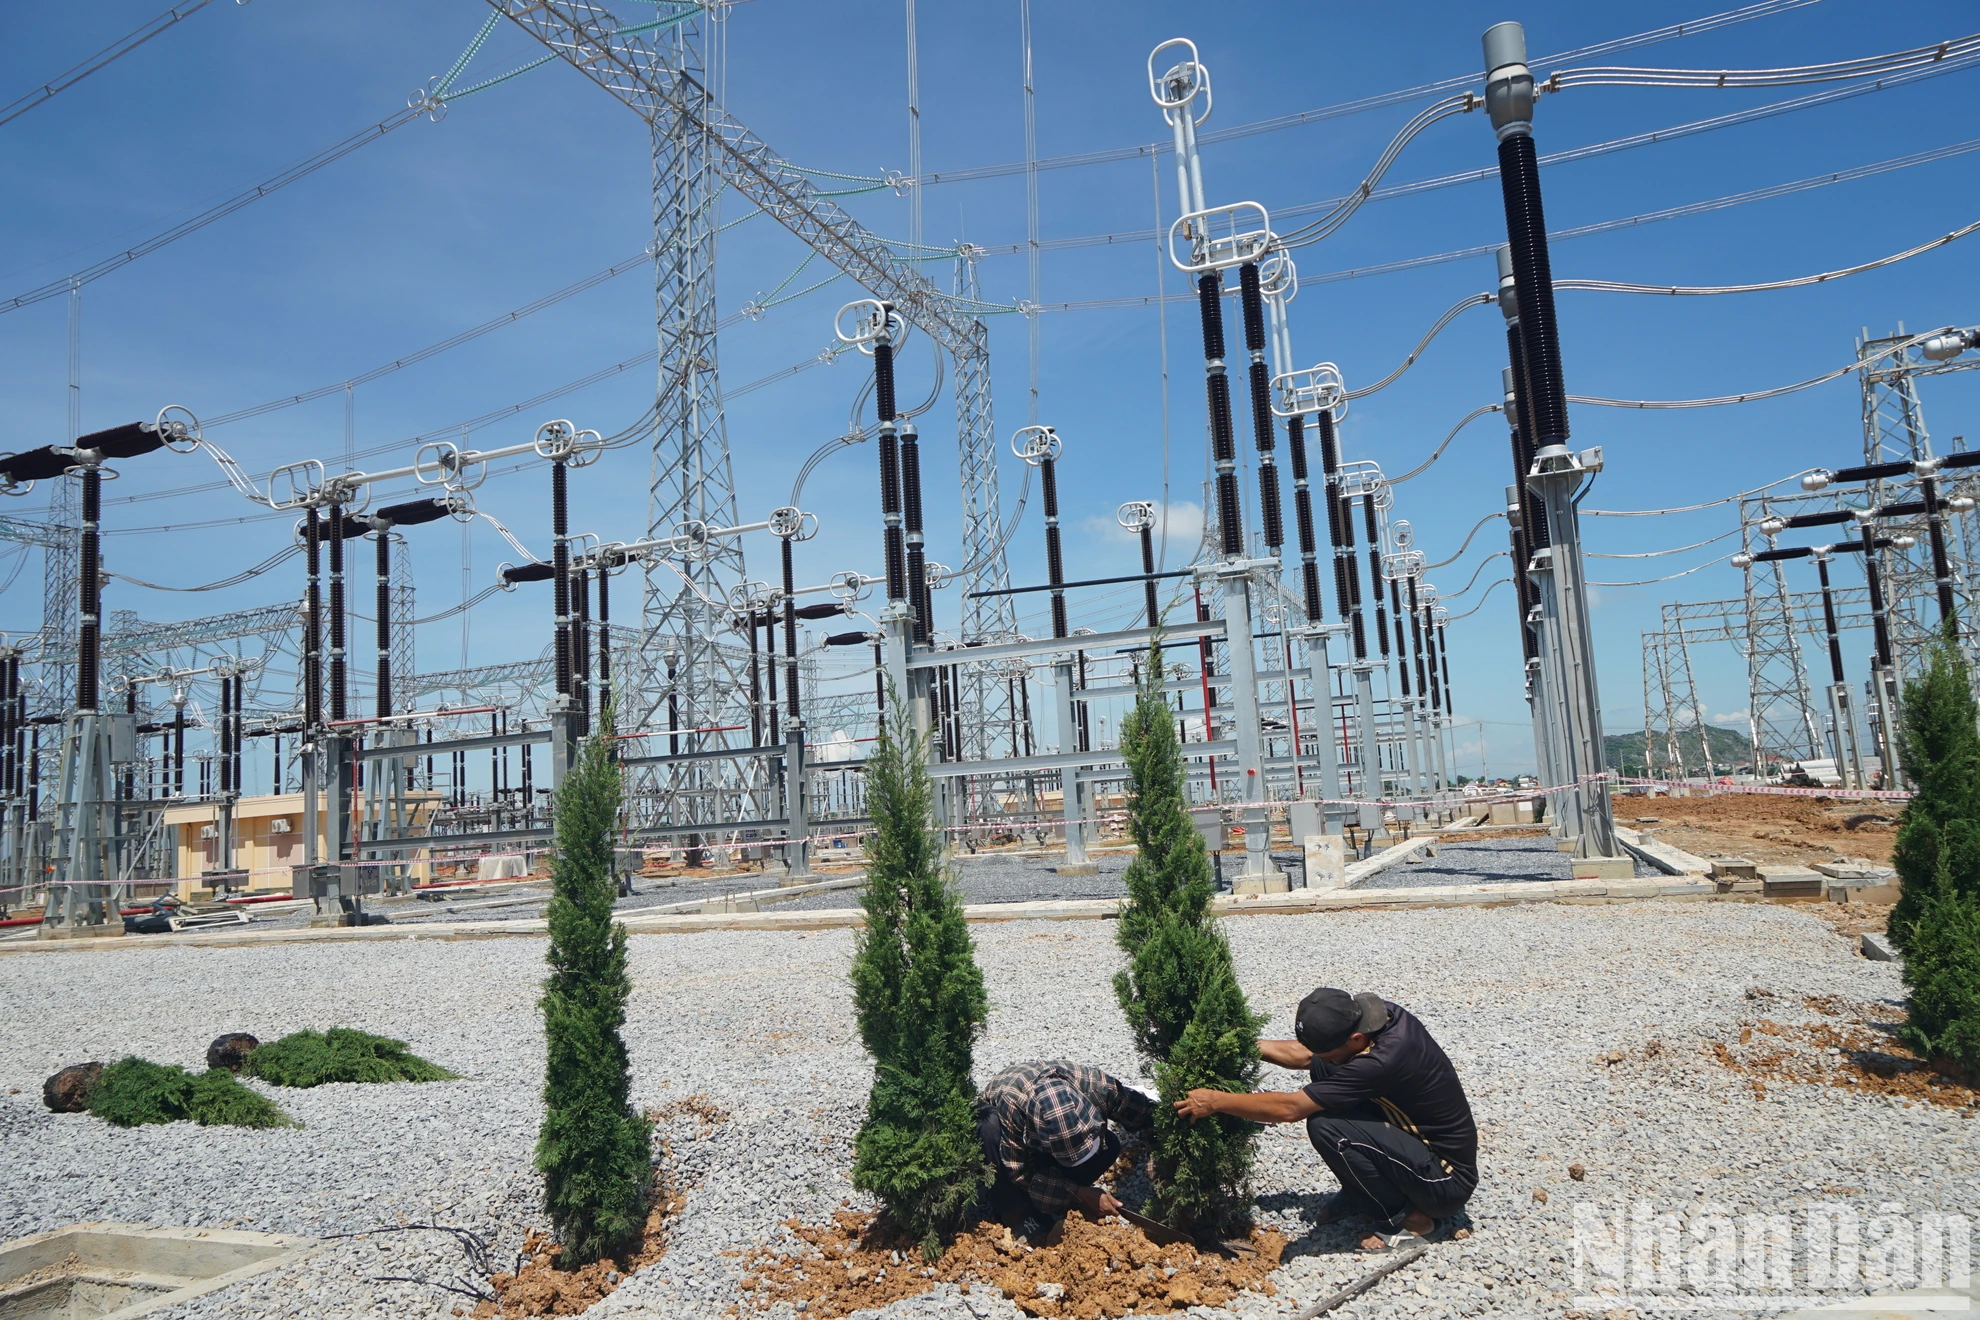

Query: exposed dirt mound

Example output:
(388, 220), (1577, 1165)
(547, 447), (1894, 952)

(1614, 791), (1898, 866)
(1814, 901), (1893, 940)
(473, 1186), (682, 1318)
(737, 1209), (1285, 1319)
(1705, 993), (1976, 1110)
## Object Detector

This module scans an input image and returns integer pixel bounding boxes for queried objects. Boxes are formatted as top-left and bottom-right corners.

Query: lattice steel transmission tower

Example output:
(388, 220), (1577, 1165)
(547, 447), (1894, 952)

(1738, 493), (1823, 773)
(1857, 327), (1980, 676)
(952, 244), (1016, 757)
(1640, 631), (1681, 777)
(641, 7), (749, 771)
(486, 0), (1019, 767)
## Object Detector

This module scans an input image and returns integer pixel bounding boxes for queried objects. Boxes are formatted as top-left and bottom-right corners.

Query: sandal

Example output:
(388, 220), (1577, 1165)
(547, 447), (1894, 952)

(1313, 1194), (1374, 1227)
(1361, 1220), (1444, 1252)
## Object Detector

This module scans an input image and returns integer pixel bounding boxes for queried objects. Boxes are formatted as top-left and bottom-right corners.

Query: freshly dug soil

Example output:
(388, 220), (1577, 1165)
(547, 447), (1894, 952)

(1615, 791), (1897, 867)
(474, 1186), (683, 1318)
(738, 1209), (1286, 1319)
(1814, 901), (1893, 941)
(1704, 991), (1976, 1110)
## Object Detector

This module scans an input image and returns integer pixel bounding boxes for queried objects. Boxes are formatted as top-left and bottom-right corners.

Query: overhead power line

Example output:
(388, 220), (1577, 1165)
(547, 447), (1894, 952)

(908, 0), (1818, 187)
(0, 1), (218, 130)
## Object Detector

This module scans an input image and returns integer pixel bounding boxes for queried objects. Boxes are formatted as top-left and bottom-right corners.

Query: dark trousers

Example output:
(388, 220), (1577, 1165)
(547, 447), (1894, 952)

(973, 1106), (1108, 1229)
(1305, 1103), (1474, 1229)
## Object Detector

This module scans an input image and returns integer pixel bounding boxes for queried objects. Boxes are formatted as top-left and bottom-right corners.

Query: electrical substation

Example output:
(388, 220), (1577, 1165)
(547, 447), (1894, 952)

(3, 8), (1980, 934)
(6, 6), (1980, 1319)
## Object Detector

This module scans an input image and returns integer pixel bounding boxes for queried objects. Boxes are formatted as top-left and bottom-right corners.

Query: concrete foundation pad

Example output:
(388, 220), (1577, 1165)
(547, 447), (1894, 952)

(1759, 864), (1826, 899)
(1860, 931), (1898, 962)
(34, 924), (125, 942)
(0, 1222), (313, 1320)
(1570, 857), (1636, 881)
(1231, 873), (1291, 896)
(1054, 862), (1101, 876)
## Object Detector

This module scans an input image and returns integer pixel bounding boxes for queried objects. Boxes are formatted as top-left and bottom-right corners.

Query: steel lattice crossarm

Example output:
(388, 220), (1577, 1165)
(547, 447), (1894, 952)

(102, 603), (301, 658)
(1658, 590), (1874, 644)
(411, 657), (553, 697)
(0, 515), (66, 549)
(484, 1), (986, 362)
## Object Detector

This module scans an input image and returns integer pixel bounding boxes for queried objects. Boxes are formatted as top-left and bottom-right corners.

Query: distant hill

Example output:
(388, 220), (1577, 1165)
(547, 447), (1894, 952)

(1604, 724), (1752, 778)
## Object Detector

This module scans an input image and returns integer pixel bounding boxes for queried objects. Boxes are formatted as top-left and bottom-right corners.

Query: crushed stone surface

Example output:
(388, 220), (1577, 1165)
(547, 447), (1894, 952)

(1352, 836), (1656, 889)
(1, 900), (1972, 1320)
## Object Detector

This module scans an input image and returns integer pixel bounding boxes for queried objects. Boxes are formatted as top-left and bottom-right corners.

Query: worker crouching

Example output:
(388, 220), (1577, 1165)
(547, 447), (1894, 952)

(974, 1060), (1154, 1243)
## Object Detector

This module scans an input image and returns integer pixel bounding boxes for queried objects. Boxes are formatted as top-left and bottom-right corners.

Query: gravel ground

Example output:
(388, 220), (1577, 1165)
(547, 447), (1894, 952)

(2, 901), (1970, 1320)
(1353, 837), (1656, 890)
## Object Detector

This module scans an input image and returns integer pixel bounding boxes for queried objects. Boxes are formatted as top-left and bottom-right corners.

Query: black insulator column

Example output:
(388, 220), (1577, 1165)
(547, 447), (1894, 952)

(1287, 413), (1323, 620)
(1389, 578), (1411, 698)
(782, 537), (801, 721)
(666, 653), (680, 756)
(303, 514), (323, 735)
(218, 675), (233, 797)
(1817, 557), (1847, 684)
(901, 420), (930, 643)
(172, 700), (186, 795)
(747, 612), (763, 745)
(1138, 521), (1159, 628)
(1318, 410), (1365, 658)
(1239, 264), (1283, 554)
(1424, 608), (1445, 714)
(1363, 496), (1389, 659)
(1498, 135), (1568, 449)
(77, 467), (102, 712)
(551, 461), (572, 705)
(1438, 623), (1453, 708)
(1197, 273), (1244, 556)
(1919, 472), (1958, 622)
(1041, 447), (1068, 639)
(1407, 577), (1428, 700)
(764, 608), (780, 744)
(874, 322), (907, 606)
(374, 532), (392, 718)
(327, 505), (348, 723)
(1858, 519), (1895, 669)
(1338, 480), (1367, 661)
(596, 565), (613, 718)
(872, 641), (886, 716)
(575, 566), (592, 732)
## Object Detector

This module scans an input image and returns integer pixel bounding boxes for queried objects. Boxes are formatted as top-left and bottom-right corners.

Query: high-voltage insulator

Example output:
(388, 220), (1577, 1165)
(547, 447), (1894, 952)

(327, 504), (349, 724)
(1013, 426), (1069, 638)
(837, 299), (912, 611)
(900, 420), (930, 642)
(1238, 262), (1284, 553)
(1116, 501), (1160, 627)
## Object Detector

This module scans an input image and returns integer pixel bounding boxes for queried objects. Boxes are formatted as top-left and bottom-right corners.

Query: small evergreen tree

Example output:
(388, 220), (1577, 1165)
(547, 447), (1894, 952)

(1897, 854), (1980, 1076)
(1113, 651), (1263, 1237)
(1890, 625), (1980, 949)
(537, 716), (652, 1267)
(850, 699), (990, 1258)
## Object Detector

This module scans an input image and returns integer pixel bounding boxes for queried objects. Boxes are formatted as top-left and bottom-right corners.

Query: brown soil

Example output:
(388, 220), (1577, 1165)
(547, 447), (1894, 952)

(1813, 901), (1893, 940)
(1703, 991), (1977, 1111)
(471, 1099), (725, 1320)
(1615, 791), (1898, 867)
(737, 1210), (1286, 1320)
(471, 1188), (683, 1318)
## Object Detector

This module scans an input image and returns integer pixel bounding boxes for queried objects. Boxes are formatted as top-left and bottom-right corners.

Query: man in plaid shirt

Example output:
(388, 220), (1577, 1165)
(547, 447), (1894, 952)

(976, 1060), (1154, 1239)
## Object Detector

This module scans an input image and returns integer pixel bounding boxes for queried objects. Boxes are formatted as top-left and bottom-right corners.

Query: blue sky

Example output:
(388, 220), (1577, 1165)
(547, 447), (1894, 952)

(3, 0), (1977, 776)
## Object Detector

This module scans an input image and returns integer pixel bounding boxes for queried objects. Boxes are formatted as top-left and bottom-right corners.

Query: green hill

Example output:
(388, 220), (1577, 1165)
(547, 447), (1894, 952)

(1604, 724), (1751, 778)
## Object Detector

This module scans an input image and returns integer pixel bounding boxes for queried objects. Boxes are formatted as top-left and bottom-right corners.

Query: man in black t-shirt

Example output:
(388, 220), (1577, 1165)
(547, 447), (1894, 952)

(1173, 987), (1478, 1249)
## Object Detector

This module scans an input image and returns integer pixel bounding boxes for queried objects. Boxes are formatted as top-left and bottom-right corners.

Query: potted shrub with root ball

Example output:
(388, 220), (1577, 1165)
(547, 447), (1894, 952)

(850, 697), (991, 1257)
(1113, 647), (1263, 1238)
(537, 714), (654, 1267)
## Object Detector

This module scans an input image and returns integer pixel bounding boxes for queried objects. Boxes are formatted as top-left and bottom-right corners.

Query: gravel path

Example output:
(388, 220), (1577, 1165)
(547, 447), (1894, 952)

(1, 901), (1970, 1320)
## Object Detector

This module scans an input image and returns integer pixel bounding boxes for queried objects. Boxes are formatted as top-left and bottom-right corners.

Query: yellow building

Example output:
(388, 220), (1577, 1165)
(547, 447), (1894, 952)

(161, 791), (443, 896)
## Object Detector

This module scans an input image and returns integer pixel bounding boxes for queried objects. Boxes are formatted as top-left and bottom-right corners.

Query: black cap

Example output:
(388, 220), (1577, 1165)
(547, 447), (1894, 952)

(1295, 988), (1390, 1054)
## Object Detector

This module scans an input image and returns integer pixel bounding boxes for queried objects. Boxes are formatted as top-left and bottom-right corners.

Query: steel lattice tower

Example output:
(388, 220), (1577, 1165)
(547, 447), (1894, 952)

(1857, 328), (1980, 676)
(951, 246), (1017, 757)
(1739, 493), (1824, 773)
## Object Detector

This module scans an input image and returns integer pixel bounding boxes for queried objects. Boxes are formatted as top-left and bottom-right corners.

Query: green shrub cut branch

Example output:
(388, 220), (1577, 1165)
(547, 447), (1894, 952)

(1113, 647), (1263, 1238)
(89, 1057), (294, 1129)
(537, 716), (652, 1268)
(850, 697), (991, 1258)
(246, 1028), (456, 1088)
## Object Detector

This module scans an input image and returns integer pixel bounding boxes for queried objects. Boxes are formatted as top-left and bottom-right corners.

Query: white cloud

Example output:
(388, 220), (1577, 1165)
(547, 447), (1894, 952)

(1709, 710), (1751, 728)
(1080, 500), (1205, 551)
